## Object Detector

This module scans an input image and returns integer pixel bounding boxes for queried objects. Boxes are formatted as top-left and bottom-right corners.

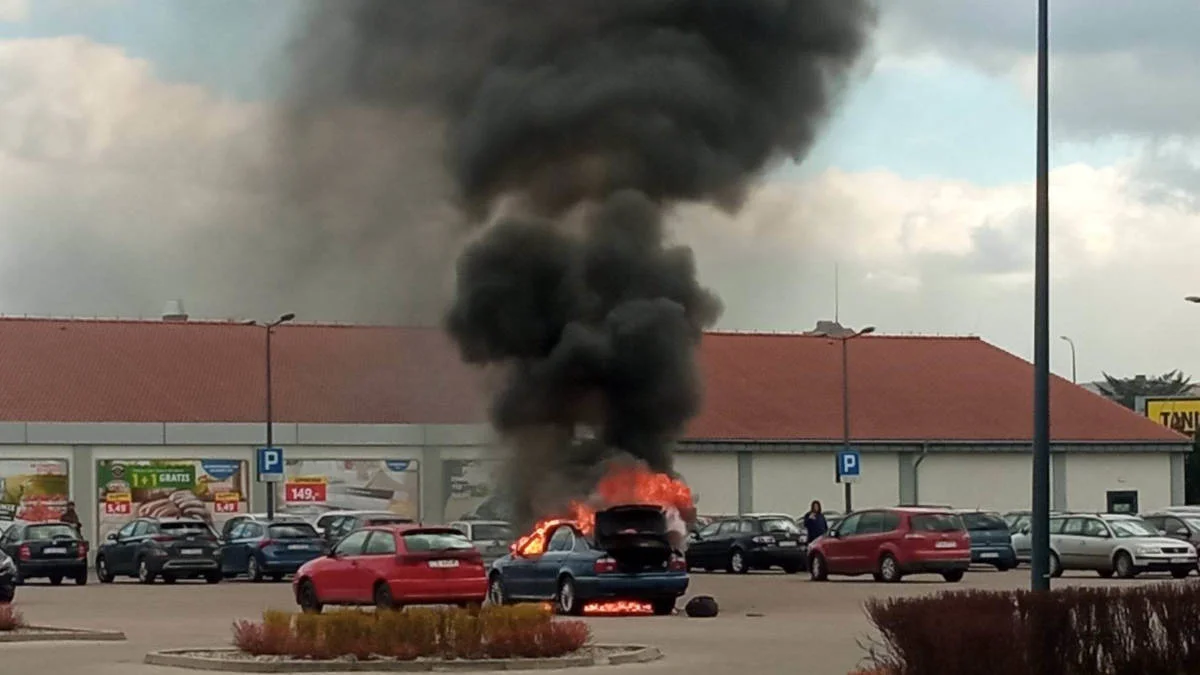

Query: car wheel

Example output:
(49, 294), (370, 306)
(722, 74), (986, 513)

(877, 554), (902, 583)
(995, 563), (1014, 572)
(651, 598), (675, 616)
(96, 556), (114, 584)
(297, 579), (323, 614)
(487, 575), (508, 606)
(942, 570), (965, 583)
(374, 581), (396, 610)
(270, 573), (285, 583)
(137, 559), (156, 584)
(49, 574), (62, 586)
(74, 570), (88, 585)
(205, 572), (221, 584)
(782, 562), (802, 575)
(247, 556), (264, 583)
(809, 553), (829, 581)
(727, 549), (748, 574)
(1114, 551), (1137, 579)
(161, 574), (177, 584)
(0, 585), (12, 603)
(556, 577), (582, 616)
(1049, 552), (1064, 578)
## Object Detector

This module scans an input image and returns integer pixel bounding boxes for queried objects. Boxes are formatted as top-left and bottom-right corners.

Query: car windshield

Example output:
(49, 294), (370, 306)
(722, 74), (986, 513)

(1185, 518), (1200, 531)
(910, 514), (963, 533)
(759, 518), (799, 533)
(471, 524), (513, 542)
(160, 522), (214, 537)
(1109, 519), (1158, 538)
(961, 513), (1007, 531)
(268, 524), (318, 539)
(403, 531), (474, 552)
(26, 524), (79, 540)
(365, 517), (413, 526)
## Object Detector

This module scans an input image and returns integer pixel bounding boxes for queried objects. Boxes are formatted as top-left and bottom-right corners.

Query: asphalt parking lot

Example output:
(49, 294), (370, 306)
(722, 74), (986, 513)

(5, 568), (1194, 675)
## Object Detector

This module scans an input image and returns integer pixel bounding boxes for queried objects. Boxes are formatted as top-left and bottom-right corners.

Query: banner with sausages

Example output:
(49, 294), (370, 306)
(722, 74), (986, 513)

(0, 460), (70, 526)
(95, 459), (249, 542)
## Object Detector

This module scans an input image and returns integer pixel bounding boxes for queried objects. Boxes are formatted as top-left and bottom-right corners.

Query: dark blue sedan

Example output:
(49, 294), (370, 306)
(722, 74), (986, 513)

(486, 507), (689, 616)
(219, 520), (326, 582)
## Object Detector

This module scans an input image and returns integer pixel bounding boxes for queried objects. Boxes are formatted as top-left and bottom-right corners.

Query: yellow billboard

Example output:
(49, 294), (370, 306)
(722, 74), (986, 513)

(1146, 398), (1200, 436)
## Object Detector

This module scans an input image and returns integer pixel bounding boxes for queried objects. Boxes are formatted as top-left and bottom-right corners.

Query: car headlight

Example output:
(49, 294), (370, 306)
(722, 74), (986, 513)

(0, 555), (13, 572)
(1135, 546), (1158, 556)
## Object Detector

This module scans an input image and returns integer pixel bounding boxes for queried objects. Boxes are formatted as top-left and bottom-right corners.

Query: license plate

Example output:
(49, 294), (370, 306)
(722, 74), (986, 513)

(181, 548), (202, 556)
(43, 547), (67, 555)
(1172, 557), (1192, 564)
(428, 559), (459, 568)
(778, 541), (798, 548)
(287, 544), (311, 550)
(980, 552), (999, 559)
(935, 541), (956, 549)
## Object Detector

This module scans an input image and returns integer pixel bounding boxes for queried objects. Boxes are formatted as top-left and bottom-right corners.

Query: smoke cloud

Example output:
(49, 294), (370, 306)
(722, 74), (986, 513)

(293, 0), (875, 525)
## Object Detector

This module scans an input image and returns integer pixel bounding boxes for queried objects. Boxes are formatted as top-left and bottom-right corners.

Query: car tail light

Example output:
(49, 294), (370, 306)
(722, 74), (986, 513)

(150, 535), (174, 543)
(18, 545), (30, 561)
(593, 556), (617, 574)
(78, 542), (89, 559)
(258, 539), (277, 549)
(668, 555), (686, 572)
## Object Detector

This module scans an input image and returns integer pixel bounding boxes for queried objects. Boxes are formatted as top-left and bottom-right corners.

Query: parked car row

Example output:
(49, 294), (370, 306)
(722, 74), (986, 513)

(1007, 510), (1200, 578)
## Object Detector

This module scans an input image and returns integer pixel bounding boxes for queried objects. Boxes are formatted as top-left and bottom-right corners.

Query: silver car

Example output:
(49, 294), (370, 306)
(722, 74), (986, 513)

(1047, 513), (1197, 579)
(448, 520), (514, 565)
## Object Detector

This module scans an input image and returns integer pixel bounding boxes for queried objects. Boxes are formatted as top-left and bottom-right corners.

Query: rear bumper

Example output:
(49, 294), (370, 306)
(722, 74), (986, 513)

(262, 556), (321, 573)
(970, 546), (1017, 566)
(745, 546), (808, 569)
(18, 559), (87, 577)
(153, 558), (219, 574)
(389, 577), (488, 603)
(575, 574), (689, 600)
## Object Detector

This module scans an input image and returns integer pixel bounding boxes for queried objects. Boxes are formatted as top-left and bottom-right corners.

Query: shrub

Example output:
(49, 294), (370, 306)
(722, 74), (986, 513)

(0, 604), (24, 632)
(230, 605), (590, 662)
(864, 583), (1200, 675)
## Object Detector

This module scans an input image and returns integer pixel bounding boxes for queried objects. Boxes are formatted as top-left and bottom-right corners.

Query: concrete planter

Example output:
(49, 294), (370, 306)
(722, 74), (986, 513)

(0, 625), (127, 643)
(143, 645), (662, 672)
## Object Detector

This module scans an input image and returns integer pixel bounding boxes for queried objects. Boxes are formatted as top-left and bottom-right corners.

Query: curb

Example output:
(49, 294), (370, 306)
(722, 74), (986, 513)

(143, 645), (662, 672)
(0, 626), (127, 643)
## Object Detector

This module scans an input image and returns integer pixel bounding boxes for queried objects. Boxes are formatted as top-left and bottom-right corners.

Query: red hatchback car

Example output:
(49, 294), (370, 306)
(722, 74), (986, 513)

(293, 525), (487, 612)
(807, 508), (970, 583)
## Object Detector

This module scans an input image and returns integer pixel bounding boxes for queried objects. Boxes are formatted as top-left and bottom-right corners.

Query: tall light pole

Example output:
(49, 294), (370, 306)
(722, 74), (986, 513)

(249, 313), (295, 520)
(841, 325), (875, 513)
(1030, 0), (1052, 593)
(1059, 336), (1077, 384)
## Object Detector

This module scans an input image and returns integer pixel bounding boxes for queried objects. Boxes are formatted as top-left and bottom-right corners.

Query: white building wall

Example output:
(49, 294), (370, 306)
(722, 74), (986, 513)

(1065, 453), (1172, 512)
(917, 453), (1031, 511)
(752, 452), (899, 515)
(675, 453), (738, 515)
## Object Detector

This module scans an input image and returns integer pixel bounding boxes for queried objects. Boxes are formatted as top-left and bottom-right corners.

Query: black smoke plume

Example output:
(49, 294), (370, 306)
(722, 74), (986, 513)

(292, 0), (875, 525)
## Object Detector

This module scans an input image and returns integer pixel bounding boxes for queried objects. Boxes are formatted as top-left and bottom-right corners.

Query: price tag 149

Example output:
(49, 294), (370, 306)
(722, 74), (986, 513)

(285, 482), (327, 503)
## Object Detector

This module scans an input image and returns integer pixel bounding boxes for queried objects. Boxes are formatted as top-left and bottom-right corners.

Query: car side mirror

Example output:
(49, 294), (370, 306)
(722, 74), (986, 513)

(827, 529), (839, 539)
(1174, 528), (1189, 537)
(106, 532), (118, 542)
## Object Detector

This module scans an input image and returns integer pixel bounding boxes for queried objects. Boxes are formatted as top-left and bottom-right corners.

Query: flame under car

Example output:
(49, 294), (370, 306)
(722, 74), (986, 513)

(487, 504), (689, 616)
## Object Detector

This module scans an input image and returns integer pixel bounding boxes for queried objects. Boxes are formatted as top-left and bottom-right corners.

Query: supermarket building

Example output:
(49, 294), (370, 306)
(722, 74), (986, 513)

(0, 316), (1186, 542)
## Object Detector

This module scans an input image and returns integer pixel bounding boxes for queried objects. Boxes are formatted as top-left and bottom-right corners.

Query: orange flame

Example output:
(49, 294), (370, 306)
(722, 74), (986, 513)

(583, 600), (654, 616)
(512, 464), (694, 557)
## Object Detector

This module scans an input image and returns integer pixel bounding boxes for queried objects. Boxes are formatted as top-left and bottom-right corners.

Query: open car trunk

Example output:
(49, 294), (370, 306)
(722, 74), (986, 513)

(593, 504), (672, 570)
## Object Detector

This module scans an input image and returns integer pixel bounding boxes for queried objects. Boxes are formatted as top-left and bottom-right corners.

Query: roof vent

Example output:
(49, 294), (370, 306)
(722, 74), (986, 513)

(162, 299), (188, 322)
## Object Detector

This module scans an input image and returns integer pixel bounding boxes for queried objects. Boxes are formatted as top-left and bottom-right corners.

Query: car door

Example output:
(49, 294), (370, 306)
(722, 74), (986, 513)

(236, 522), (265, 573)
(1055, 517), (1086, 567)
(0, 525), (20, 561)
(320, 530), (371, 602)
(106, 521), (140, 574)
(219, 521), (248, 574)
(686, 522), (721, 567)
(823, 513), (862, 573)
(1079, 518), (1113, 569)
(534, 526), (575, 599)
(1162, 516), (1190, 541)
(357, 531), (398, 604)
(848, 511), (886, 573)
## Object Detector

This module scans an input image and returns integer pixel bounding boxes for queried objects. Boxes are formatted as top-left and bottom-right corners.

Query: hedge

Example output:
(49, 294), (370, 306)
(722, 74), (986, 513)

(864, 584), (1200, 675)
(0, 604), (23, 632)
(233, 605), (591, 661)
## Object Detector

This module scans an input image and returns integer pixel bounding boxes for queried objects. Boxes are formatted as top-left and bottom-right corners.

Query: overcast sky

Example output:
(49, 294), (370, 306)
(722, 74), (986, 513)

(0, 0), (1197, 383)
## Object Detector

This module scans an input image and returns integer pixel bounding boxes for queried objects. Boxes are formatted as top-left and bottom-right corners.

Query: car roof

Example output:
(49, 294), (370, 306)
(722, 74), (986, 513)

(743, 513), (795, 519)
(885, 507), (957, 514)
(453, 520), (511, 527)
(153, 517), (210, 524)
(368, 524), (456, 535)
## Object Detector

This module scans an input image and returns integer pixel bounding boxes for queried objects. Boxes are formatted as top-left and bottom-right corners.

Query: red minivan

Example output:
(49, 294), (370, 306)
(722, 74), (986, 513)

(293, 525), (487, 612)
(807, 508), (970, 583)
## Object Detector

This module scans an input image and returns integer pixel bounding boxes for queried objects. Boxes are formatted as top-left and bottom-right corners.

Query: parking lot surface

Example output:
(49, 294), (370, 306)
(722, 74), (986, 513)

(5, 568), (1191, 675)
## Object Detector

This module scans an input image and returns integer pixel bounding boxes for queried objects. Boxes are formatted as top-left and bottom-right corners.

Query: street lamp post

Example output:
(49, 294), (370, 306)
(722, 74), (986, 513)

(253, 313), (295, 520)
(840, 325), (876, 513)
(1030, 0), (1051, 593)
(1059, 336), (1077, 384)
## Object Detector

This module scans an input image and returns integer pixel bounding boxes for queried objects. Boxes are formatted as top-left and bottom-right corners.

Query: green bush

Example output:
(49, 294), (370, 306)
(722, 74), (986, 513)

(864, 584), (1200, 675)
(231, 604), (591, 661)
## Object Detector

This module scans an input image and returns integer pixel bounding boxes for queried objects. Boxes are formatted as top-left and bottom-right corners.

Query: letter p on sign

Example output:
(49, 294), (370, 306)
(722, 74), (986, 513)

(836, 449), (861, 484)
(258, 447), (284, 483)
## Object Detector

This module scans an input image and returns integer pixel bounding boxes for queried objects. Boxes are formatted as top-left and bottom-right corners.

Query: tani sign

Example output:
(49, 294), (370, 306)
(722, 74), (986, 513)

(1145, 398), (1200, 437)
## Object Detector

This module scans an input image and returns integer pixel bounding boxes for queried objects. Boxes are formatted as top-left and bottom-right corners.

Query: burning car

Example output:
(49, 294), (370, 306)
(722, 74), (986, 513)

(486, 504), (688, 616)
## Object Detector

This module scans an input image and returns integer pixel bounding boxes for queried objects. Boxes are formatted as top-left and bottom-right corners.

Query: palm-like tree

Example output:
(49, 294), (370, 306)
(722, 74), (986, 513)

(1097, 371), (1193, 410)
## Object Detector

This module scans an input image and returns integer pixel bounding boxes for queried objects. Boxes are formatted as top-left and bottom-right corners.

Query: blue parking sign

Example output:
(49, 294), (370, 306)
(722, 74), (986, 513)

(836, 449), (861, 484)
(257, 447), (284, 483)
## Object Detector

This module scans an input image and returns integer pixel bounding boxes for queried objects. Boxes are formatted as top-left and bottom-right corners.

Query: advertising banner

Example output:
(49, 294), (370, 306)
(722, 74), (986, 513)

(1145, 398), (1200, 437)
(276, 460), (420, 520)
(0, 460), (70, 525)
(442, 459), (507, 521)
(95, 459), (249, 541)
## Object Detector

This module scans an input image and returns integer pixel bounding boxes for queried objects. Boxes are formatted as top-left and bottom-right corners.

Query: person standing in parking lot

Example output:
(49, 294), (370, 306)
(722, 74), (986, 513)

(60, 501), (81, 530)
(803, 500), (828, 542)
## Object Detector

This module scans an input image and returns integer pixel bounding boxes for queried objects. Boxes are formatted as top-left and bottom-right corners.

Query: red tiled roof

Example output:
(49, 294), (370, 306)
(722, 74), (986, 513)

(0, 318), (1181, 443)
